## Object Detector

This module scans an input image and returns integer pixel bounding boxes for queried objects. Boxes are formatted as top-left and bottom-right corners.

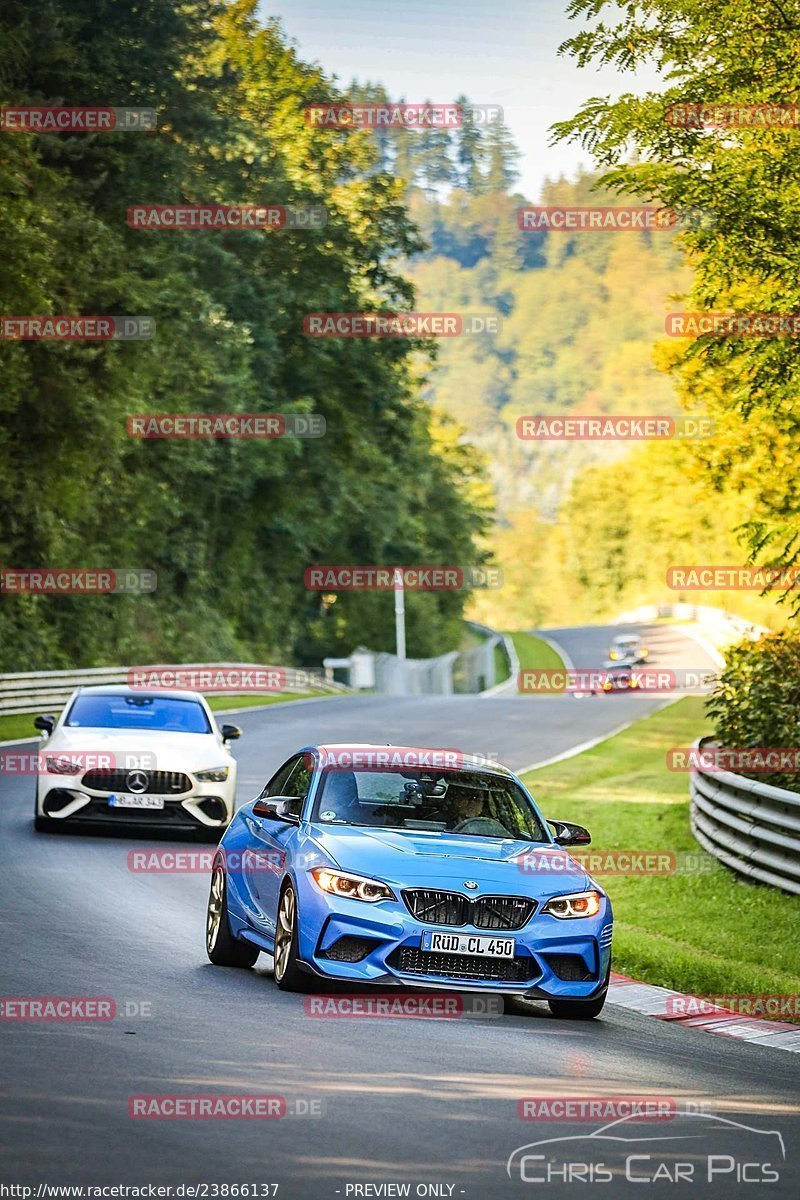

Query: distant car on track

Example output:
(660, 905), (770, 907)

(608, 633), (649, 664)
(595, 662), (643, 694)
(205, 744), (613, 1018)
(33, 685), (240, 839)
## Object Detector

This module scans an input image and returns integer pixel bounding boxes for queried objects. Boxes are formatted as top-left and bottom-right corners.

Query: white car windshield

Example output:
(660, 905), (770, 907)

(65, 693), (212, 734)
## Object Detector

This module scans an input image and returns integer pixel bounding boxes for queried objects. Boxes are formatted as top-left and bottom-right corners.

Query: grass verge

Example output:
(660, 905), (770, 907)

(522, 696), (800, 1005)
(207, 692), (321, 712)
(507, 631), (566, 673)
(493, 641), (511, 685)
(0, 713), (43, 743)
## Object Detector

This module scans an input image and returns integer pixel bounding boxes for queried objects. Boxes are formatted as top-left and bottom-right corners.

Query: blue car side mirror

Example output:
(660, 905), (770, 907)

(252, 796), (303, 823)
(547, 819), (591, 846)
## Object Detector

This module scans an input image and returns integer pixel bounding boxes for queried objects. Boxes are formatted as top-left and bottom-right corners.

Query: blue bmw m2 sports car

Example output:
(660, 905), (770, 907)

(205, 744), (613, 1018)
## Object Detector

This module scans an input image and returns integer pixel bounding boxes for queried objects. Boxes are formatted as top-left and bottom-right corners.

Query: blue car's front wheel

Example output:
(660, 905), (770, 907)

(206, 860), (260, 968)
(274, 882), (311, 992)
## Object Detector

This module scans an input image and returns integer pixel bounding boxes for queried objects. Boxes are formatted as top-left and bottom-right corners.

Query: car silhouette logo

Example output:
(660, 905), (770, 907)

(506, 1111), (786, 1179)
(464, 880), (479, 890)
(127, 770), (149, 793)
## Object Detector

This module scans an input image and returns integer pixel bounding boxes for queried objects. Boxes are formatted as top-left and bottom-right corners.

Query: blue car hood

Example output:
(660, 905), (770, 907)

(308, 825), (589, 897)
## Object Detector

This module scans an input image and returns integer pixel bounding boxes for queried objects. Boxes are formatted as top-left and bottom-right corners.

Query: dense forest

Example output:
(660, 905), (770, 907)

(0, 0), (490, 670)
(2, 0), (797, 671)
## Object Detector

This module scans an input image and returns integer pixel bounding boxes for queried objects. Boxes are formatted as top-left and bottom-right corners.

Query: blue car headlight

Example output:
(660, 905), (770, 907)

(311, 867), (396, 903)
(543, 890), (602, 919)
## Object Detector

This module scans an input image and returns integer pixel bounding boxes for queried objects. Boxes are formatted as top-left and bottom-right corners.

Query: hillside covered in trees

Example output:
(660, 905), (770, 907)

(3, 0), (796, 670)
(371, 50), (798, 633)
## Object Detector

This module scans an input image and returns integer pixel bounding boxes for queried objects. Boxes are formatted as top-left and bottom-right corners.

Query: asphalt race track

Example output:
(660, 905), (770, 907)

(1, 624), (798, 1198)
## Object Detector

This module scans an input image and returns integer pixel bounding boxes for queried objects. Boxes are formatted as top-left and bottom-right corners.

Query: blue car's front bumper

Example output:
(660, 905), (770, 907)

(293, 875), (612, 999)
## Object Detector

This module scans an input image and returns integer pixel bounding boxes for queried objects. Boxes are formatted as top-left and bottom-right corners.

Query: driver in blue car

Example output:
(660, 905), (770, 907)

(449, 789), (511, 837)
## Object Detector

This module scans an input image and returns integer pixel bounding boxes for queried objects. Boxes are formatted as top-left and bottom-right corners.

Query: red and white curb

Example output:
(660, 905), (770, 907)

(608, 973), (800, 1053)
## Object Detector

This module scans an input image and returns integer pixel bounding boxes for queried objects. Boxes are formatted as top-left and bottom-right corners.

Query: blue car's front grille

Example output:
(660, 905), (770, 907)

(474, 895), (536, 930)
(389, 946), (540, 983)
(402, 889), (536, 930)
(404, 889), (468, 925)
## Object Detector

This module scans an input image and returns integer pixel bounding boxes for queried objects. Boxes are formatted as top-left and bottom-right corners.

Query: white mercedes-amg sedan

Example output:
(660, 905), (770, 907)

(33, 685), (240, 840)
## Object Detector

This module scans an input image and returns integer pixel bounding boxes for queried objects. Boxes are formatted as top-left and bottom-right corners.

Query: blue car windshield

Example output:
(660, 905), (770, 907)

(65, 694), (212, 734)
(314, 768), (548, 841)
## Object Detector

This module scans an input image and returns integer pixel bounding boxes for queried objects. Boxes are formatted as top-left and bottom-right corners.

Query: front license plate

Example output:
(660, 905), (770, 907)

(421, 931), (515, 957)
(107, 794), (165, 810)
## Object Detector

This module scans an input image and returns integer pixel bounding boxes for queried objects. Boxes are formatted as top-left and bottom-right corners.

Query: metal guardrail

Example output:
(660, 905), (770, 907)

(0, 663), (348, 716)
(323, 623), (511, 696)
(690, 736), (800, 895)
(616, 602), (769, 639)
(479, 629), (519, 697)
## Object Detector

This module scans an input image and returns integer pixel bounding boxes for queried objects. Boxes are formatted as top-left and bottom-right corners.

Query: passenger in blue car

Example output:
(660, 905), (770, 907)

(320, 770), (359, 820)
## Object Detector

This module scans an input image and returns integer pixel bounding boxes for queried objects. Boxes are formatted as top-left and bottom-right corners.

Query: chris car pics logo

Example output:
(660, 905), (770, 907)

(506, 1111), (785, 1185)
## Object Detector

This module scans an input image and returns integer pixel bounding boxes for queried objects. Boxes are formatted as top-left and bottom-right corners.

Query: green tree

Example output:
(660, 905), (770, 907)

(552, 0), (800, 609)
(483, 120), (520, 193)
(454, 94), (485, 192)
(0, 0), (490, 669)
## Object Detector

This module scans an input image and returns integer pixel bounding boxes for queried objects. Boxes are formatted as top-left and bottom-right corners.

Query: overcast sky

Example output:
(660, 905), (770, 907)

(260, 0), (663, 199)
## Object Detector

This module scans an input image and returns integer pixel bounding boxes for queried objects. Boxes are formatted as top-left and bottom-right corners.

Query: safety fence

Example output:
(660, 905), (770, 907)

(690, 736), (800, 896)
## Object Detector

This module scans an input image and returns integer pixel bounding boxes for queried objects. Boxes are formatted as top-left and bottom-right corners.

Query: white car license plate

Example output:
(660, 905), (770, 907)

(108, 794), (165, 810)
(421, 931), (515, 957)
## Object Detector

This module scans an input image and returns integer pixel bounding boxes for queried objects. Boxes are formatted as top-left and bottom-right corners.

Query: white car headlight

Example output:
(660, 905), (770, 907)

(45, 756), (83, 775)
(311, 867), (395, 903)
(543, 890), (602, 919)
(195, 766), (230, 782)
